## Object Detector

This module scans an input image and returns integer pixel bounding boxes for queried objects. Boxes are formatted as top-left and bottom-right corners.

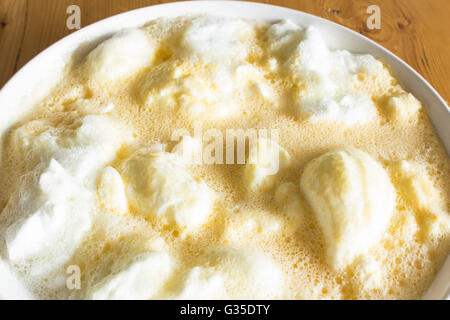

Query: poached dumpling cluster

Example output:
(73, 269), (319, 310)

(0, 15), (449, 300)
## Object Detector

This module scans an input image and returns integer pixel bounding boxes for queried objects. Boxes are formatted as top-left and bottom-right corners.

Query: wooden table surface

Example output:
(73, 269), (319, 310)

(1, 0), (449, 106)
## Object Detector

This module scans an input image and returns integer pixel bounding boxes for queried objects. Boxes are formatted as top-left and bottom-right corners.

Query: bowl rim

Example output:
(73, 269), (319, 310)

(0, 0), (448, 300)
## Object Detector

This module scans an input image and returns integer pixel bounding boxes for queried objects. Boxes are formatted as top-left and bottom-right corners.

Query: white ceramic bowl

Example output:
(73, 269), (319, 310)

(0, 1), (449, 299)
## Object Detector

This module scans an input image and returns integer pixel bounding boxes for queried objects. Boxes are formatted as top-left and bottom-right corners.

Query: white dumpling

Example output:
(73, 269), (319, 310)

(88, 251), (175, 300)
(119, 150), (215, 230)
(3, 160), (93, 276)
(173, 248), (286, 299)
(244, 138), (290, 191)
(85, 29), (157, 83)
(300, 147), (395, 268)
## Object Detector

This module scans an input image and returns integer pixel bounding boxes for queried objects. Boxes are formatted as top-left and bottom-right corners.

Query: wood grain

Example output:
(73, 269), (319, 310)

(1, 0), (449, 105)
(0, 0), (27, 86)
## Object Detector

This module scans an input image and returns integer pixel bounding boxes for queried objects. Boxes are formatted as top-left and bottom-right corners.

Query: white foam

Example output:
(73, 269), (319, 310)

(275, 26), (383, 124)
(181, 16), (254, 63)
(4, 160), (93, 277)
(0, 258), (34, 299)
(173, 266), (226, 300)
(300, 147), (396, 268)
(174, 248), (286, 299)
(85, 28), (156, 83)
(11, 111), (133, 187)
(244, 138), (291, 191)
(88, 251), (175, 300)
(119, 150), (215, 231)
(97, 166), (128, 214)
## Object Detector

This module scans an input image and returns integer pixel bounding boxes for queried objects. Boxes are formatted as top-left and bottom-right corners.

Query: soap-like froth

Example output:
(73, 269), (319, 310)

(119, 150), (215, 230)
(300, 147), (396, 268)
